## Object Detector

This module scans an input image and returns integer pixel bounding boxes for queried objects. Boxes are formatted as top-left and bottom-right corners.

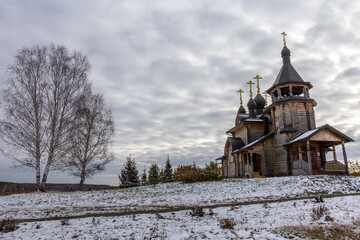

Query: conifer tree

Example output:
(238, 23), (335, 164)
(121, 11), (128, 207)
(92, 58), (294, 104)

(163, 154), (173, 182)
(148, 163), (160, 185)
(118, 154), (139, 188)
(159, 166), (164, 183)
(140, 168), (147, 185)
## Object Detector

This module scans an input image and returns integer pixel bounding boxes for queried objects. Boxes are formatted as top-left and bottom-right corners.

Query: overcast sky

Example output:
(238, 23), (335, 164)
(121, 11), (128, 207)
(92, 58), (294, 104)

(0, 0), (359, 186)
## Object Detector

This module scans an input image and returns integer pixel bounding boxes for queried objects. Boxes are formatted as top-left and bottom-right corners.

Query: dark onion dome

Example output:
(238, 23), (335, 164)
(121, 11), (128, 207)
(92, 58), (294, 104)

(254, 93), (266, 108)
(247, 98), (257, 108)
(281, 46), (291, 57)
(237, 105), (246, 114)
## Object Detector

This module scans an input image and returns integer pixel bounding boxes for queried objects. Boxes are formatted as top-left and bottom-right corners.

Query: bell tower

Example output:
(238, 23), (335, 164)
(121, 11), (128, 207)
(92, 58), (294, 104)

(267, 33), (317, 136)
(266, 33), (317, 176)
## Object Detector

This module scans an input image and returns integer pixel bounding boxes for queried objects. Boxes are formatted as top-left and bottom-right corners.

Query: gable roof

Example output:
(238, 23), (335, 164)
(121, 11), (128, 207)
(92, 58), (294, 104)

(285, 124), (354, 146)
(233, 132), (274, 153)
(227, 137), (245, 153)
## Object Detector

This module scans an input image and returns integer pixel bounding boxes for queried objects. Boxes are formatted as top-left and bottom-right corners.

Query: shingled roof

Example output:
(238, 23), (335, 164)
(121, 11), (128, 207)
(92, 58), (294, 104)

(275, 46), (304, 84)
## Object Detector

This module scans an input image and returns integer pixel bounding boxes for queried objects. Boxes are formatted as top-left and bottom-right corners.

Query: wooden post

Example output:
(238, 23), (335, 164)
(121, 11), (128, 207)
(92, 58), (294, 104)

(342, 141), (349, 175)
(289, 86), (293, 96)
(307, 141), (312, 175)
(271, 94), (275, 102)
(239, 154), (242, 177)
(246, 153), (249, 175)
(226, 156), (229, 177)
(250, 152), (254, 178)
(333, 143), (337, 162)
(303, 87), (308, 98)
(262, 142), (266, 176)
(234, 155), (237, 177)
(298, 145), (303, 169)
(277, 88), (282, 98)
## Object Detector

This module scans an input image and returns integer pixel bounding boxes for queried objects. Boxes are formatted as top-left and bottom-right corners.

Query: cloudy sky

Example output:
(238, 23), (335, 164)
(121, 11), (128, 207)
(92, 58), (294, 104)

(0, 0), (359, 186)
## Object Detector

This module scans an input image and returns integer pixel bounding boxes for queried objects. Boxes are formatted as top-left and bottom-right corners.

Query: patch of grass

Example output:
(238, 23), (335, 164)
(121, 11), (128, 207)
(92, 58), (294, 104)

(60, 218), (70, 226)
(277, 223), (360, 240)
(305, 190), (329, 196)
(311, 204), (329, 221)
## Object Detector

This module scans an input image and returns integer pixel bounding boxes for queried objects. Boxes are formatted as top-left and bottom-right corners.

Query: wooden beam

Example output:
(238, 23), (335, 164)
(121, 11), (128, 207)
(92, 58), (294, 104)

(307, 141), (312, 174)
(333, 143), (337, 162)
(298, 146), (303, 169)
(250, 152), (254, 178)
(342, 141), (349, 175)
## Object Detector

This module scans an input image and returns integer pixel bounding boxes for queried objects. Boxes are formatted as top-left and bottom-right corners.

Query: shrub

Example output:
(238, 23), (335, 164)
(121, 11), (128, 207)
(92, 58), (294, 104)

(60, 218), (70, 226)
(349, 160), (360, 176)
(0, 218), (19, 233)
(174, 165), (200, 183)
(202, 161), (222, 181)
(190, 206), (205, 217)
(311, 205), (329, 221)
(219, 218), (236, 229)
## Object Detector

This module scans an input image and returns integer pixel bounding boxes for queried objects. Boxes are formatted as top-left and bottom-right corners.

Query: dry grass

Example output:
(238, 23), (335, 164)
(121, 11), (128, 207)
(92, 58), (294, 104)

(277, 223), (360, 240)
(0, 218), (19, 233)
(310, 204), (329, 221)
(219, 218), (236, 230)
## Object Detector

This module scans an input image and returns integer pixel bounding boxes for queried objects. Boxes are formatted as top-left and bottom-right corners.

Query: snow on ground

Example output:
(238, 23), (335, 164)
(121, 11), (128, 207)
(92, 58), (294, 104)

(2, 195), (360, 239)
(1, 175), (360, 220)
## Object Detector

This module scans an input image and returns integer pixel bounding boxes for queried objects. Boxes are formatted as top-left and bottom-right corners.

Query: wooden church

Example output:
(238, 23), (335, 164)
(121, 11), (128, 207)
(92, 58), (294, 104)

(217, 33), (354, 178)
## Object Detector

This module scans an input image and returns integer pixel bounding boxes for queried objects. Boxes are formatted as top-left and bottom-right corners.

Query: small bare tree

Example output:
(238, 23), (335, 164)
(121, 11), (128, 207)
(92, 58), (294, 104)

(66, 91), (114, 190)
(1, 44), (90, 191)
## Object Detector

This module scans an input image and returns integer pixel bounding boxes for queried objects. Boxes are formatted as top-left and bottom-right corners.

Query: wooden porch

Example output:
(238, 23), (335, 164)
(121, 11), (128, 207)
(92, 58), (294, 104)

(286, 124), (353, 176)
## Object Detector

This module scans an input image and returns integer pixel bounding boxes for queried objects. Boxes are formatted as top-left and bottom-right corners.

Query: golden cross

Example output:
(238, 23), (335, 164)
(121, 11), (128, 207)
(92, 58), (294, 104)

(246, 80), (255, 98)
(262, 91), (268, 107)
(253, 74), (262, 94)
(237, 89), (244, 105)
(281, 31), (287, 46)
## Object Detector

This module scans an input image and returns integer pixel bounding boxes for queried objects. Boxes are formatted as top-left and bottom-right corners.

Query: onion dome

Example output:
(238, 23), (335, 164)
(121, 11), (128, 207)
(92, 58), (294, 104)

(254, 94), (266, 108)
(254, 93), (266, 115)
(281, 46), (291, 57)
(281, 46), (291, 64)
(237, 105), (246, 114)
(247, 98), (257, 118)
(247, 98), (257, 109)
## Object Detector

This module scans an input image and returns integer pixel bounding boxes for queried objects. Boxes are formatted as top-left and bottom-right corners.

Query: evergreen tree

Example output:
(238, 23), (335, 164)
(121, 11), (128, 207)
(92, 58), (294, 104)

(163, 154), (173, 182)
(148, 163), (160, 185)
(140, 168), (147, 185)
(159, 166), (164, 183)
(118, 155), (139, 188)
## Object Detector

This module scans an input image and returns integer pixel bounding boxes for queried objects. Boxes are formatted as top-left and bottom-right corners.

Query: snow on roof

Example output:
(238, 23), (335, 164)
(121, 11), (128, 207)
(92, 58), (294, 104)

(233, 132), (274, 153)
(288, 128), (319, 144)
(244, 118), (263, 122)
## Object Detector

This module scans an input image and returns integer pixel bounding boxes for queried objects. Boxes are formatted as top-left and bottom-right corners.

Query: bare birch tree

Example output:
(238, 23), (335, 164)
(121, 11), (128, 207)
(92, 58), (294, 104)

(66, 91), (114, 190)
(0, 46), (48, 190)
(39, 45), (90, 191)
(1, 44), (90, 191)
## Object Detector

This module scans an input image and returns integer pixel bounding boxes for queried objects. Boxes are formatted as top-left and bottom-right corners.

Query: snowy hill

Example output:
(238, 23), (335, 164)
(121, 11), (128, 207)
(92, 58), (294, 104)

(1, 175), (360, 239)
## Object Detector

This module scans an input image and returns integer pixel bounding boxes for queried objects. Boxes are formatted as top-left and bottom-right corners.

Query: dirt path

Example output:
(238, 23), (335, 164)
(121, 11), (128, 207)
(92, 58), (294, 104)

(13, 192), (360, 223)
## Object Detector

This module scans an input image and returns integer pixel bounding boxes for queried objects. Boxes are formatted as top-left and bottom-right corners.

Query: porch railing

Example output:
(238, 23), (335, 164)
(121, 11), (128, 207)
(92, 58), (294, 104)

(293, 159), (308, 170)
